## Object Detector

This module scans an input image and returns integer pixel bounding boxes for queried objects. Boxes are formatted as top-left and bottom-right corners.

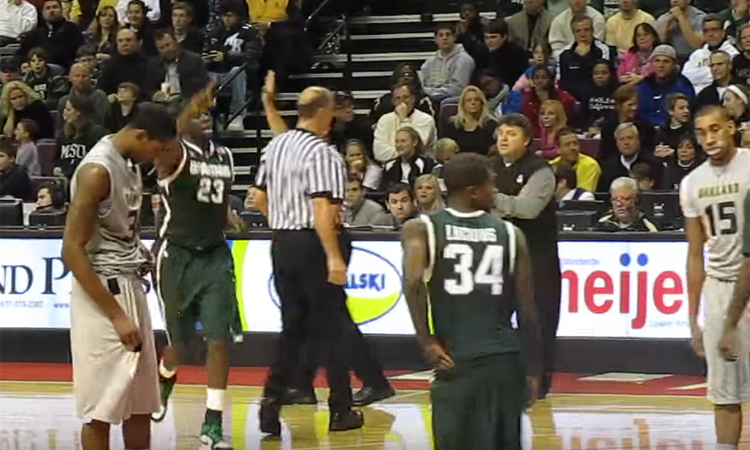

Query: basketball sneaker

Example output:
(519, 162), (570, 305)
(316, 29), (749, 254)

(199, 420), (233, 449)
(151, 373), (176, 422)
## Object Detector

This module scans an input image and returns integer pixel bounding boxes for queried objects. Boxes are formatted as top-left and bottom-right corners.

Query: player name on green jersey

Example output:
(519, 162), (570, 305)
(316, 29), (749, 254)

(159, 139), (235, 251)
(423, 209), (520, 363)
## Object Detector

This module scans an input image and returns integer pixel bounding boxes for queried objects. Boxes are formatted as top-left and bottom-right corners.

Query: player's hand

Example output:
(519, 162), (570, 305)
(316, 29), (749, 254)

(690, 320), (705, 358)
(424, 339), (454, 372)
(720, 325), (739, 361)
(327, 257), (347, 286)
(112, 313), (142, 352)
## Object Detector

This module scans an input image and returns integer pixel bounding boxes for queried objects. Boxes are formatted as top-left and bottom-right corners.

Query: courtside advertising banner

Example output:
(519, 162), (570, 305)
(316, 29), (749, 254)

(0, 238), (691, 338)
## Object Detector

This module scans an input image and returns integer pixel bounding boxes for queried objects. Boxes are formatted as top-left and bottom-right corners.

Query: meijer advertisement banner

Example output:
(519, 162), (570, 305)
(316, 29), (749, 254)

(0, 238), (691, 338)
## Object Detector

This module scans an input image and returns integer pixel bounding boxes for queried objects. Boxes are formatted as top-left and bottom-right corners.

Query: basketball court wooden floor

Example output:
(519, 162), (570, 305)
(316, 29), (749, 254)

(2, 364), (750, 449)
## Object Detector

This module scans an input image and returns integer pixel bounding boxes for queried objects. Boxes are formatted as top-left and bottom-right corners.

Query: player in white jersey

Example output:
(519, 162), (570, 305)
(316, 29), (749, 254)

(62, 102), (178, 450)
(680, 105), (750, 450)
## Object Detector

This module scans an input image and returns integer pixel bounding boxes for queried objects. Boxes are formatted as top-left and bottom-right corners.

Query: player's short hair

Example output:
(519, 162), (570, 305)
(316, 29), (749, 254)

(128, 102), (177, 140)
(695, 104), (734, 123)
(386, 182), (413, 201)
(442, 153), (492, 194)
(0, 136), (17, 158)
(496, 113), (532, 140)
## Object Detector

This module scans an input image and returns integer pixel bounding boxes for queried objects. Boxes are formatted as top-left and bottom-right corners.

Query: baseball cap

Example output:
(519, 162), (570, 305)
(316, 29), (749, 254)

(128, 102), (177, 141)
(650, 44), (677, 61)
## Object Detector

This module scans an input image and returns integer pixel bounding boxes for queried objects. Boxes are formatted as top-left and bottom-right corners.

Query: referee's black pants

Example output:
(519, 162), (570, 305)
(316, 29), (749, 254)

(264, 229), (357, 413)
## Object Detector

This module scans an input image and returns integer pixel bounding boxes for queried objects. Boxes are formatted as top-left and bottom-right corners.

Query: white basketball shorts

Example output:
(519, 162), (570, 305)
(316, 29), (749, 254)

(70, 274), (159, 424)
(703, 277), (750, 405)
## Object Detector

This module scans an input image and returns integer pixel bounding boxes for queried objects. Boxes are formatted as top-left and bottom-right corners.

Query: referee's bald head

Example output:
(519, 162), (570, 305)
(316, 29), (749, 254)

(297, 86), (335, 119)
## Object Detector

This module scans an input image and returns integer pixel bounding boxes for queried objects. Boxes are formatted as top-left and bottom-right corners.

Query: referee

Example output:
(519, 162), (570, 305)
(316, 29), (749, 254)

(253, 86), (365, 436)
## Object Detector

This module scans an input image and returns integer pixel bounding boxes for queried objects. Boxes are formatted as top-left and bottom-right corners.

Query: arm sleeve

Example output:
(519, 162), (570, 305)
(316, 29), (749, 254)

(305, 145), (347, 201)
(494, 167), (556, 219)
(679, 175), (701, 218)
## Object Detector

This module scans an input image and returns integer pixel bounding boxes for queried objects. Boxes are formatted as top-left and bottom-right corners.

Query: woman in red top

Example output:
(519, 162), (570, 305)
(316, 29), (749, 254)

(520, 65), (577, 137)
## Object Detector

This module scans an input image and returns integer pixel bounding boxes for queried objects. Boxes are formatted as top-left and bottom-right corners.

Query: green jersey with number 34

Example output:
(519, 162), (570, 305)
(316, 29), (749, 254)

(158, 139), (234, 250)
(421, 208), (520, 363)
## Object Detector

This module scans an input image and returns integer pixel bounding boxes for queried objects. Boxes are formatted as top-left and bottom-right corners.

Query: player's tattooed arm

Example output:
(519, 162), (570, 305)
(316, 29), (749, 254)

(514, 227), (542, 378)
(685, 217), (707, 357)
(62, 164), (141, 350)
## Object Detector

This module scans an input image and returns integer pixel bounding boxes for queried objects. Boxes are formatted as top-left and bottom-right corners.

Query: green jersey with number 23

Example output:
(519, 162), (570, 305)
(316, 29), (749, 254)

(158, 138), (234, 251)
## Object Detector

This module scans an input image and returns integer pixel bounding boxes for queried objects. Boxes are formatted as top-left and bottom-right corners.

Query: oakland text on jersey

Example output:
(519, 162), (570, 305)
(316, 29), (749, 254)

(189, 160), (233, 179)
(698, 183), (741, 199)
(445, 225), (498, 243)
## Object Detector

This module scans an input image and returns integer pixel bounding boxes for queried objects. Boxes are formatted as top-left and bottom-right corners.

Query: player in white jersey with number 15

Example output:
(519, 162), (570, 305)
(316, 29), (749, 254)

(680, 105), (750, 450)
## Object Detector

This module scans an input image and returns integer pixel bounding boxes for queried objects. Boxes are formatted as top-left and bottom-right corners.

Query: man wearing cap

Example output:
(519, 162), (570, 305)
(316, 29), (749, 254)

(636, 44), (695, 126)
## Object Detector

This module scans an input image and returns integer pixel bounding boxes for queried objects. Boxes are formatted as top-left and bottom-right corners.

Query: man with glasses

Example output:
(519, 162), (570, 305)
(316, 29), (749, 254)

(682, 15), (739, 94)
(594, 176), (659, 231)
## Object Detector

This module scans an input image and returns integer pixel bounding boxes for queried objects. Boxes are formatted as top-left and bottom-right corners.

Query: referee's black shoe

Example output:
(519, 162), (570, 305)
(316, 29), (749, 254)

(259, 398), (282, 436)
(329, 410), (364, 432)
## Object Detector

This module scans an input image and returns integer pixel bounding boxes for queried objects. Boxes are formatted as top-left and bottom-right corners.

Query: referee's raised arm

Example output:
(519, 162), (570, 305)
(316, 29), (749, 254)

(255, 85), (365, 435)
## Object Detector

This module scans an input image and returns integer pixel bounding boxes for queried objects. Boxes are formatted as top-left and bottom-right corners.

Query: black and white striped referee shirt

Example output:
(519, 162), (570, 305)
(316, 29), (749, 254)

(255, 129), (347, 230)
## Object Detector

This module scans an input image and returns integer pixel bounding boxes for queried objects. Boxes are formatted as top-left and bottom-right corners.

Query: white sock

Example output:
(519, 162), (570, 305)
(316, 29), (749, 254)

(159, 360), (176, 379)
(206, 388), (225, 411)
(717, 444), (738, 450)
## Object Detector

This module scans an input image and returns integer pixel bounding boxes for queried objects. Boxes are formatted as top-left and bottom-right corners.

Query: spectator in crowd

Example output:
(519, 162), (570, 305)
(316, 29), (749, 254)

(513, 42), (555, 91)
(0, 0), (38, 47)
(369, 63), (436, 123)
(558, 15), (618, 103)
(513, 65), (577, 137)
(693, 50), (734, 110)
(203, 0), (262, 131)
(33, 179), (66, 212)
(68, 0), (113, 28)
(538, 99), (568, 159)
(172, 2), (204, 54)
(507, 0), (552, 53)
(547, 0), (571, 18)
(13, 118), (40, 176)
(595, 176), (659, 231)
(432, 137), (459, 192)
(717, 0), (750, 38)
(1, 58), (21, 92)
(662, 132), (703, 189)
(473, 19), (529, 88)
(598, 122), (663, 190)
(419, 23), (475, 103)
(636, 44), (695, 126)
(84, 5), (119, 61)
(582, 60), (619, 134)
(330, 91), (374, 155)
(654, 92), (692, 151)
(617, 22), (660, 85)
(734, 23), (750, 84)
(606, 0), (656, 54)
(0, 137), (32, 200)
(722, 83), (750, 143)
(600, 86), (655, 160)
(374, 81), (437, 162)
(655, 0), (707, 58)
(382, 126), (437, 187)
(440, 85), (497, 155)
(116, 0), (160, 26)
(549, 0), (606, 56)
(17, 0), (83, 70)
(630, 161), (656, 190)
(57, 63), (109, 127)
(477, 69), (514, 116)
(55, 94), (107, 179)
(344, 175), (391, 226)
(74, 46), (101, 84)
(23, 47), (69, 109)
(122, 0), (158, 56)
(413, 174), (445, 213)
(456, 2), (487, 53)
(98, 28), (160, 101)
(153, 30), (209, 112)
(106, 81), (139, 132)
(383, 182), (418, 229)
(345, 139), (382, 192)
(554, 161), (595, 206)
(682, 16), (739, 93)
(249, 0), (308, 81)
(550, 127), (602, 191)
(1, 81), (54, 139)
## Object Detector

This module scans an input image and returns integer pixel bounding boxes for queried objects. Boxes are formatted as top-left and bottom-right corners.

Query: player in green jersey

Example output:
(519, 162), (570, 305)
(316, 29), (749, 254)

(150, 85), (244, 450)
(401, 152), (541, 450)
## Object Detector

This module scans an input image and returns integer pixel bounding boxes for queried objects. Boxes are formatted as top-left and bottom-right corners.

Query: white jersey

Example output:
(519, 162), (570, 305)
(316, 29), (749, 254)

(70, 136), (146, 277)
(680, 148), (750, 281)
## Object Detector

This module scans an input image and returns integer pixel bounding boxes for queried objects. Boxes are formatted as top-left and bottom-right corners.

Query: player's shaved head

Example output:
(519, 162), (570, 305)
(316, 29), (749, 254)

(695, 104), (734, 123)
(443, 153), (493, 194)
(297, 86), (335, 119)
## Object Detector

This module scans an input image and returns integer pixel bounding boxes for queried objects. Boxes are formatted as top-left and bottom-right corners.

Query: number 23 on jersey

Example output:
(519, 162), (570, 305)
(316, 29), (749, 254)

(197, 178), (225, 204)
